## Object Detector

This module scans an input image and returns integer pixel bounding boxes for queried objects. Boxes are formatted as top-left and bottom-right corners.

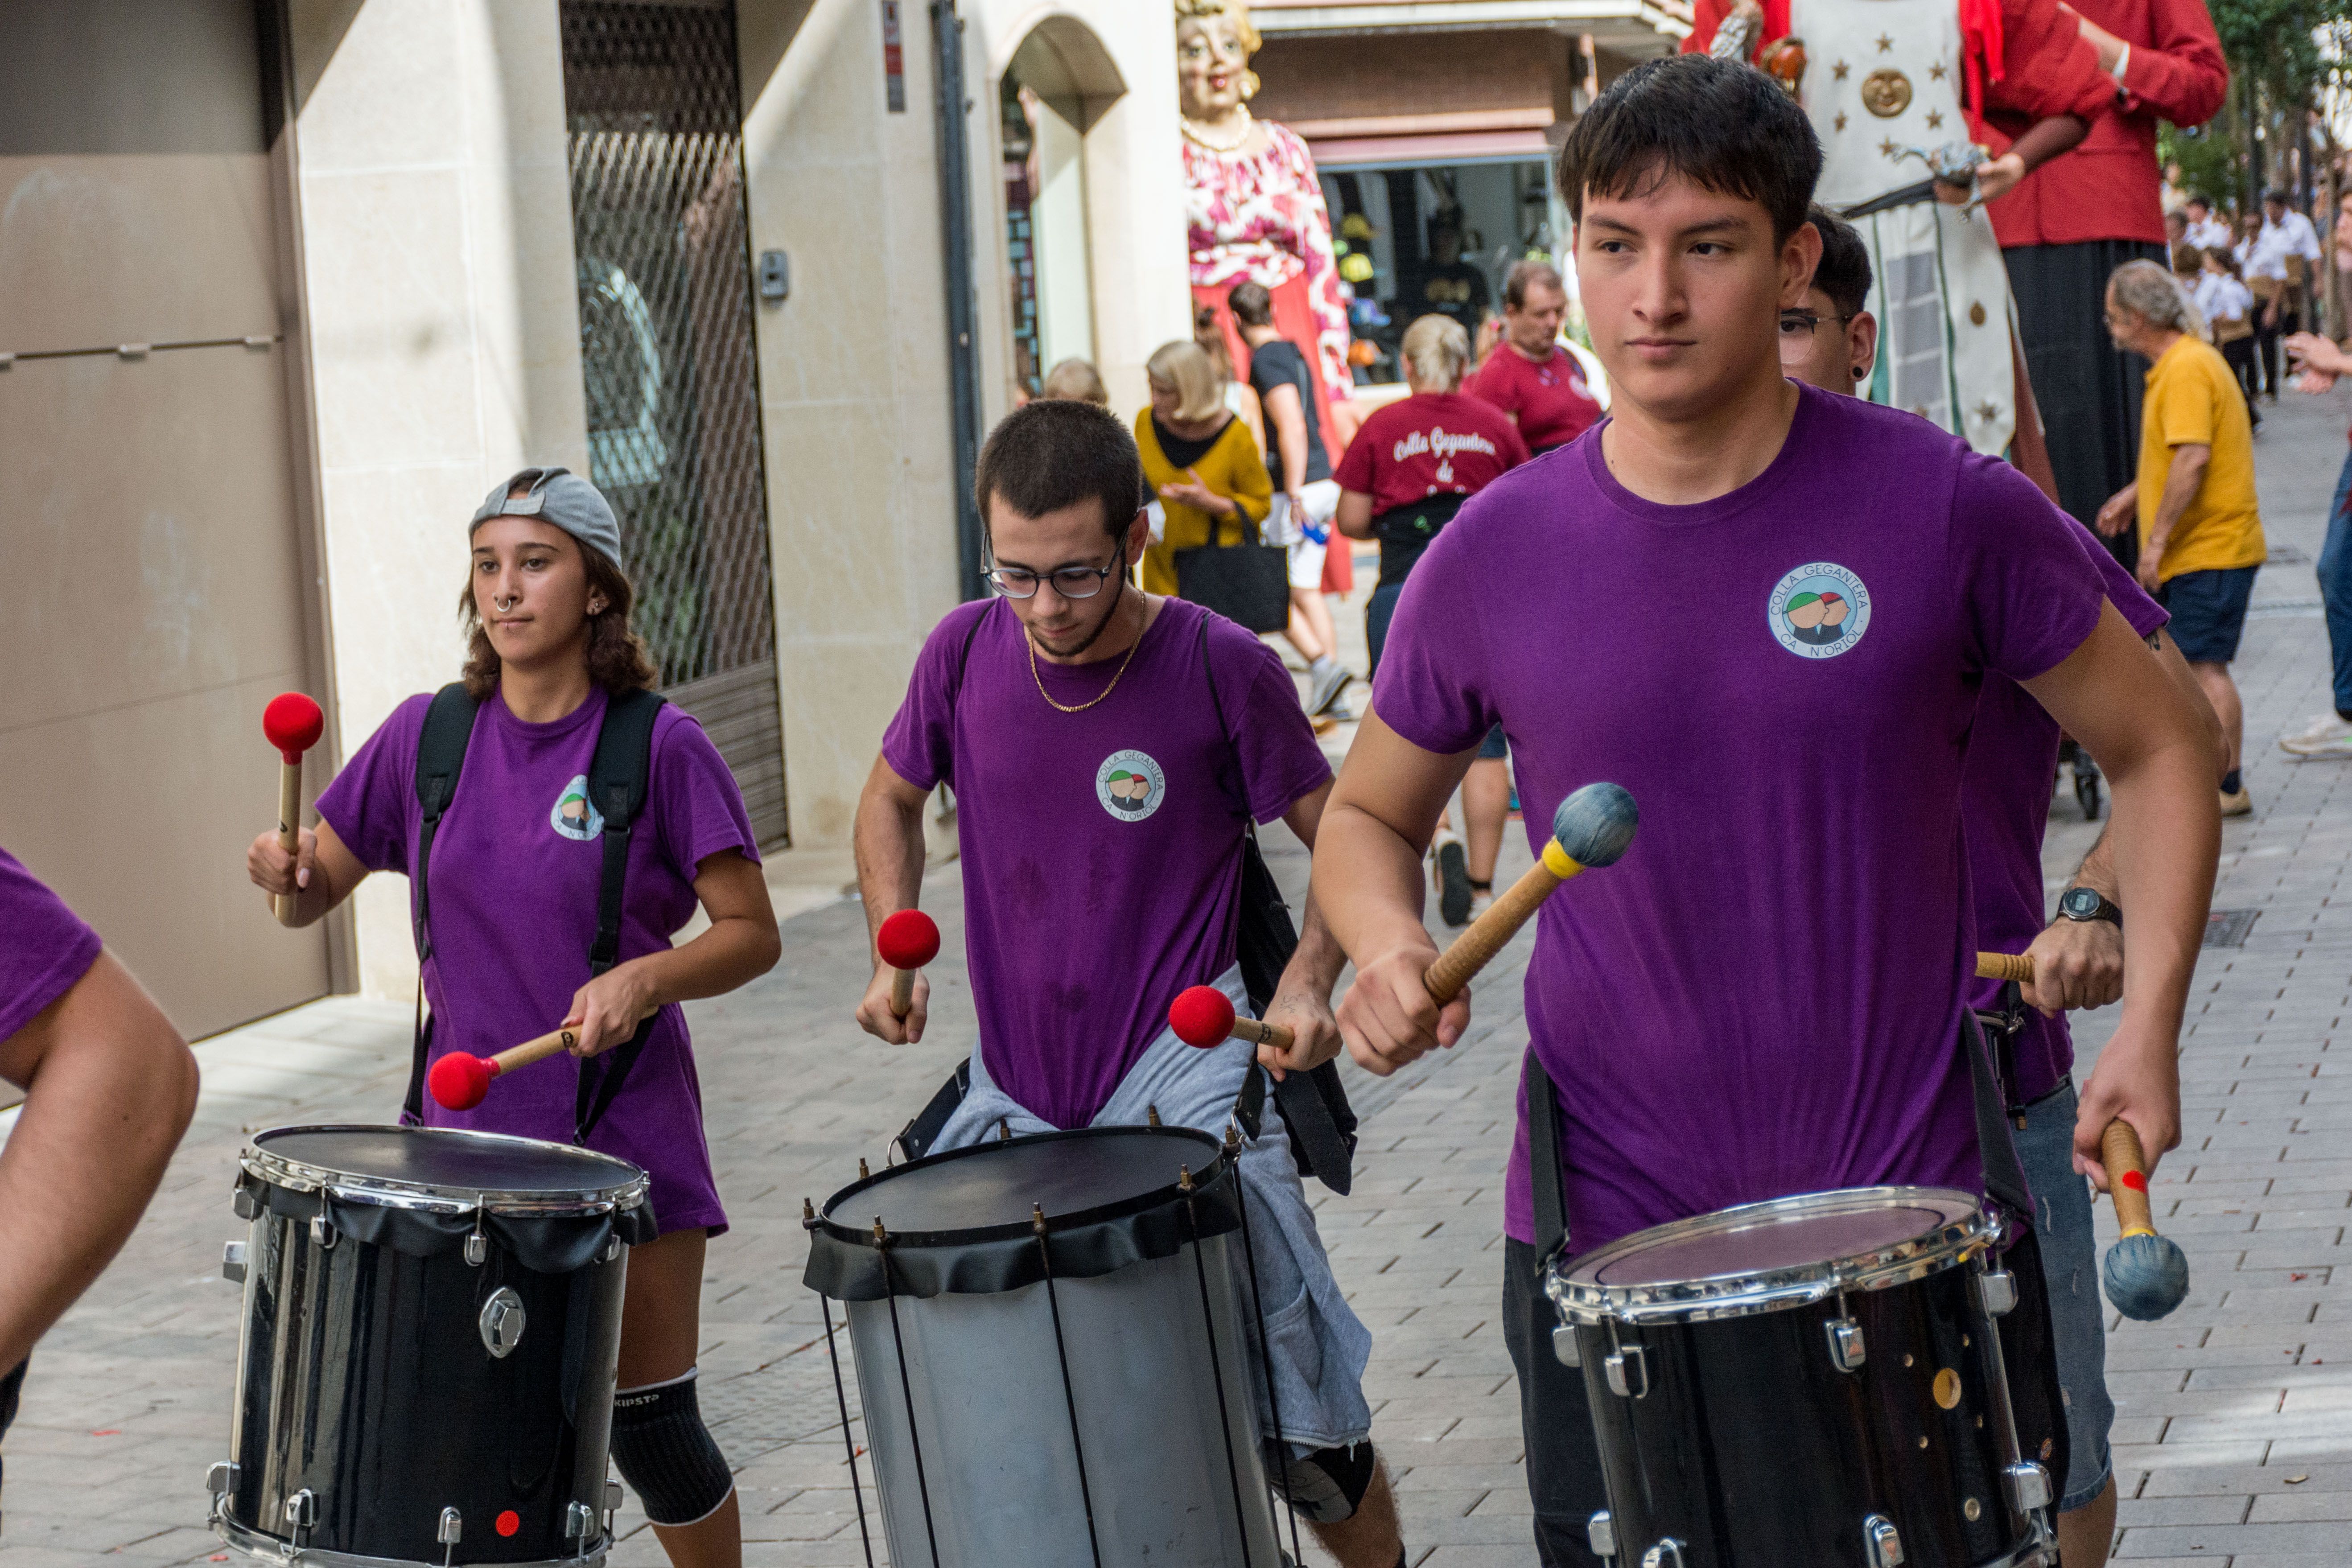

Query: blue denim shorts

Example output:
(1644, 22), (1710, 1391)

(2014, 1081), (2116, 1511)
(2158, 564), (2258, 665)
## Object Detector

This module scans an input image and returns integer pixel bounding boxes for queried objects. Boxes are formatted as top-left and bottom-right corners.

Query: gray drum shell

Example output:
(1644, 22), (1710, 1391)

(848, 1229), (1281, 1568)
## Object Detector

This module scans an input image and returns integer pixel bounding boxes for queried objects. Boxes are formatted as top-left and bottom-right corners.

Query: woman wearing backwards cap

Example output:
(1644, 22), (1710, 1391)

(245, 468), (780, 1568)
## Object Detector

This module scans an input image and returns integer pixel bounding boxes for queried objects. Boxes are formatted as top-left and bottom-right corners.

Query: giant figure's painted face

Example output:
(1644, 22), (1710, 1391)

(1175, 11), (1251, 122)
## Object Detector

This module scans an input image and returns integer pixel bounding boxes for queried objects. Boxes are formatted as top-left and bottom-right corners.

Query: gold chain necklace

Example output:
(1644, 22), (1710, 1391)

(1181, 108), (1254, 153)
(1029, 629), (1140, 714)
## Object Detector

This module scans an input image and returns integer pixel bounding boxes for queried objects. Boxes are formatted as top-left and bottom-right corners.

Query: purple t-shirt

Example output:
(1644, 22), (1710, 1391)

(883, 596), (1332, 1129)
(1372, 387), (2107, 1253)
(317, 687), (758, 1235)
(1965, 524), (2167, 1103)
(0, 846), (103, 1043)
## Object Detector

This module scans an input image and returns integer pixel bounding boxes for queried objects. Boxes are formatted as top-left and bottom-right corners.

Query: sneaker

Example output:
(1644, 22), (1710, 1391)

(1468, 886), (1495, 921)
(1308, 662), (1354, 717)
(1435, 840), (1473, 927)
(2220, 785), (2253, 817)
(2280, 713), (2352, 757)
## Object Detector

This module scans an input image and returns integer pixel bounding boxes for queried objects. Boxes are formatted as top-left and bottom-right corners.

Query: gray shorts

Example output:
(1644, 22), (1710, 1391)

(2014, 1079), (2117, 1511)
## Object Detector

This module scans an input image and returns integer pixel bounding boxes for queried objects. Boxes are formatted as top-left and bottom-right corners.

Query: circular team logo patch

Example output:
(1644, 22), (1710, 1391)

(1768, 562), (1872, 659)
(1096, 750), (1166, 821)
(551, 774), (605, 840)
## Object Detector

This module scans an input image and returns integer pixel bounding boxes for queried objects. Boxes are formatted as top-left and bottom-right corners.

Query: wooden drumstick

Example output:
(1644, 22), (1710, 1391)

(1170, 987), (1293, 1052)
(427, 1027), (581, 1110)
(1422, 782), (1639, 1003)
(1976, 951), (2035, 983)
(876, 910), (941, 1020)
(262, 693), (325, 926)
(2099, 1118), (2190, 1320)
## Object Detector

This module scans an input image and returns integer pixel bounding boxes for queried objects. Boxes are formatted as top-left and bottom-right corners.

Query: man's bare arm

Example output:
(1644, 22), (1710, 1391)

(1264, 381), (1312, 504)
(2020, 601), (2220, 1182)
(1312, 712), (1479, 1075)
(0, 952), (200, 1372)
(2145, 443), (2211, 563)
(852, 754), (935, 1043)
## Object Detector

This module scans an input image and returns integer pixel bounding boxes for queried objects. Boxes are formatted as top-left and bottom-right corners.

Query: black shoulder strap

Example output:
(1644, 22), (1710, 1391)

(1199, 617), (1357, 1193)
(1524, 1048), (1570, 1263)
(574, 687), (668, 1144)
(404, 684), (482, 1124)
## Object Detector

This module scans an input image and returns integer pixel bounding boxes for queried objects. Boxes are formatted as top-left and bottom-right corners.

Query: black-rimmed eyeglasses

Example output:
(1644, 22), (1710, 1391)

(984, 561), (1124, 600)
(1778, 309), (1854, 337)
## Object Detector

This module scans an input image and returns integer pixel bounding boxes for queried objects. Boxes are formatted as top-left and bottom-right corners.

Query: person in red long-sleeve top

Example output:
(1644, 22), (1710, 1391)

(1992, 0), (2228, 566)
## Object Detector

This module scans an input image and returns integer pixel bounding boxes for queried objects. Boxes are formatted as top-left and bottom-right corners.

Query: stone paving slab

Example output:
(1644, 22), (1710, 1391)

(10, 394), (2352, 1566)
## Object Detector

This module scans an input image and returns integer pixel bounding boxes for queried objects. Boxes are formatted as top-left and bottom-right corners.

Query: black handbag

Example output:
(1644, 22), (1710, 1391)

(1175, 512), (1290, 633)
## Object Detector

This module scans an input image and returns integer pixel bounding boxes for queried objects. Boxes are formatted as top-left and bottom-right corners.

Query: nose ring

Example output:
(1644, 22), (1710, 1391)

(495, 593), (520, 611)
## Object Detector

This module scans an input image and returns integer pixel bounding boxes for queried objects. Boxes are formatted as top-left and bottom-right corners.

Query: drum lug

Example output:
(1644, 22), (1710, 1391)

(465, 1233), (488, 1266)
(478, 1287), (527, 1358)
(566, 1500), (596, 1538)
(1863, 1513), (1905, 1566)
(438, 1505), (463, 1545)
(1552, 1323), (1582, 1368)
(1586, 1510), (1617, 1558)
(2003, 1461), (2053, 1514)
(606, 1477), (624, 1517)
(204, 1461), (239, 1495)
(1977, 1268), (2018, 1316)
(309, 1214), (336, 1251)
(1639, 1538), (1686, 1568)
(1604, 1344), (1649, 1399)
(233, 1186), (257, 1221)
(284, 1486), (318, 1539)
(1825, 1315), (1866, 1371)
(221, 1241), (247, 1285)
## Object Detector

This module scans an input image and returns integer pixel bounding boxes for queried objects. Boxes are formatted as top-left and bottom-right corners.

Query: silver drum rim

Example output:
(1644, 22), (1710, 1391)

(241, 1124), (651, 1219)
(214, 1513), (610, 1568)
(1547, 1186), (1993, 1326)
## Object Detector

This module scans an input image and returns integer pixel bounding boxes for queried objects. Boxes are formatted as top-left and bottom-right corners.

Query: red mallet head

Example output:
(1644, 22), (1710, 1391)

(1169, 985), (1237, 1049)
(263, 691), (325, 766)
(427, 1051), (493, 1111)
(877, 910), (941, 971)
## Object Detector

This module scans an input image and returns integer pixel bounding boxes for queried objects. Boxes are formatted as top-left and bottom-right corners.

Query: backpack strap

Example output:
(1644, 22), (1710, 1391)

(404, 684), (482, 1124)
(574, 687), (668, 1144)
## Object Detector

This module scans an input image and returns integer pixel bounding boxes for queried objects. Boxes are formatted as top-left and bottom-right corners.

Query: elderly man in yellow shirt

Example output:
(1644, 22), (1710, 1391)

(2097, 259), (2267, 816)
(1135, 339), (1273, 595)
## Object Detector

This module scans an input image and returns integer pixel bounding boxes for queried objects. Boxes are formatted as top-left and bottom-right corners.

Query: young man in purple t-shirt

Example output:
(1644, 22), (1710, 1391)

(1789, 206), (2221, 1568)
(1313, 57), (2220, 1565)
(0, 847), (198, 1483)
(853, 400), (1406, 1568)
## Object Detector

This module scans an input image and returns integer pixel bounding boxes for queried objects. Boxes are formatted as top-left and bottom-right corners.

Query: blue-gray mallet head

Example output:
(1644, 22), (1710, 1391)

(1553, 782), (1639, 868)
(2102, 1232), (2190, 1321)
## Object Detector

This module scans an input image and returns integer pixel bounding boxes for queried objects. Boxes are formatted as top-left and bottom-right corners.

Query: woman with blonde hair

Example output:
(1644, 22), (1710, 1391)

(1332, 314), (1530, 925)
(1135, 338), (1273, 595)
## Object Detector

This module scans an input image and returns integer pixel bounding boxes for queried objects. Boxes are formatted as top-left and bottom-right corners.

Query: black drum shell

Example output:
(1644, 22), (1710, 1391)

(1573, 1259), (2030, 1567)
(224, 1200), (625, 1562)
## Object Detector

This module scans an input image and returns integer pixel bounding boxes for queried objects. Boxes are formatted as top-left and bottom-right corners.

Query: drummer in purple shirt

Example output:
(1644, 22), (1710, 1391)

(853, 399), (1406, 1568)
(0, 849), (198, 1485)
(1787, 205), (2224, 1568)
(246, 468), (781, 1568)
(1311, 58), (2220, 1566)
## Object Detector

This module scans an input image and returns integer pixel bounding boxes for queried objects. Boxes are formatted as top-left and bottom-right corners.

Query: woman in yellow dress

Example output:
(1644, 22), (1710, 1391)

(1134, 339), (1272, 594)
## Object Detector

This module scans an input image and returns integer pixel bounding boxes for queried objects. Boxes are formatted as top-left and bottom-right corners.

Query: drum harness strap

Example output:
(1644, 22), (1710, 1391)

(1521, 1008), (2038, 1266)
(404, 682), (668, 1144)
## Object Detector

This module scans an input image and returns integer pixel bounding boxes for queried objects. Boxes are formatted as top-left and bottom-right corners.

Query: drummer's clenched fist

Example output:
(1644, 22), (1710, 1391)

(1339, 943), (1469, 1077)
(247, 824), (316, 899)
(857, 966), (928, 1045)
(246, 820), (364, 929)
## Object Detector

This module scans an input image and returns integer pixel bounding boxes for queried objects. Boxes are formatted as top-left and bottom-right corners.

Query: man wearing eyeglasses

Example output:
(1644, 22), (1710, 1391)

(1779, 206), (1880, 395)
(850, 398), (1410, 1568)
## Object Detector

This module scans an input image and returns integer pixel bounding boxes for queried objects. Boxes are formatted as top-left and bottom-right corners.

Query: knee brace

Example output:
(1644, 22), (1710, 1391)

(1264, 1437), (1378, 1524)
(610, 1370), (734, 1527)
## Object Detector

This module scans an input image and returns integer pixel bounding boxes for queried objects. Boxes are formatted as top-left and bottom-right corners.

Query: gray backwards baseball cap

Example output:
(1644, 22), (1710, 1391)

(470, 466), (622, 567)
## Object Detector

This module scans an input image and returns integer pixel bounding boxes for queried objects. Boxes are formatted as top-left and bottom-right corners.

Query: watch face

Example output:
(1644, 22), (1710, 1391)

(2061, 888), (2101, 919)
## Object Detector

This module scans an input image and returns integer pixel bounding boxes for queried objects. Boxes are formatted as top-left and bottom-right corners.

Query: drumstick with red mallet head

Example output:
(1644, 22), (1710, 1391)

(262, 693), (326, 926)
(876, 910), (941, 1020)
(428, 1027), (581, 1111)
(1975, 950), (2191, 1321)
(1170, 782), (1642, 1054)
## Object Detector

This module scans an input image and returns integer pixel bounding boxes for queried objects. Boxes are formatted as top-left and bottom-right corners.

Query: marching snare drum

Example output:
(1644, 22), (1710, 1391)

(802, 1125), (1285, 1568)
(209, 1126), (655, 1566)
(1549, 1187), (2055, 1568)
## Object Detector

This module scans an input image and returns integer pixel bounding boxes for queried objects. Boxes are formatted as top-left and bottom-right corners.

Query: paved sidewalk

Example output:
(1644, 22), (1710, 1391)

(8, 392), (2352, 1566)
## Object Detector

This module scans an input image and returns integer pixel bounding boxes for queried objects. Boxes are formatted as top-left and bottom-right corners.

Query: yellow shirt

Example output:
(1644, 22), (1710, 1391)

(2136, 335), (2264, 582)
(1134, 411), (1273, 596)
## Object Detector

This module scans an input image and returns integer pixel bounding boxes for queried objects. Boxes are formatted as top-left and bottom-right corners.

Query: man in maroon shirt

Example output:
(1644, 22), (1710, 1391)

(1991, 0), (2228, 564)
(1463, 262), (1604, 455)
